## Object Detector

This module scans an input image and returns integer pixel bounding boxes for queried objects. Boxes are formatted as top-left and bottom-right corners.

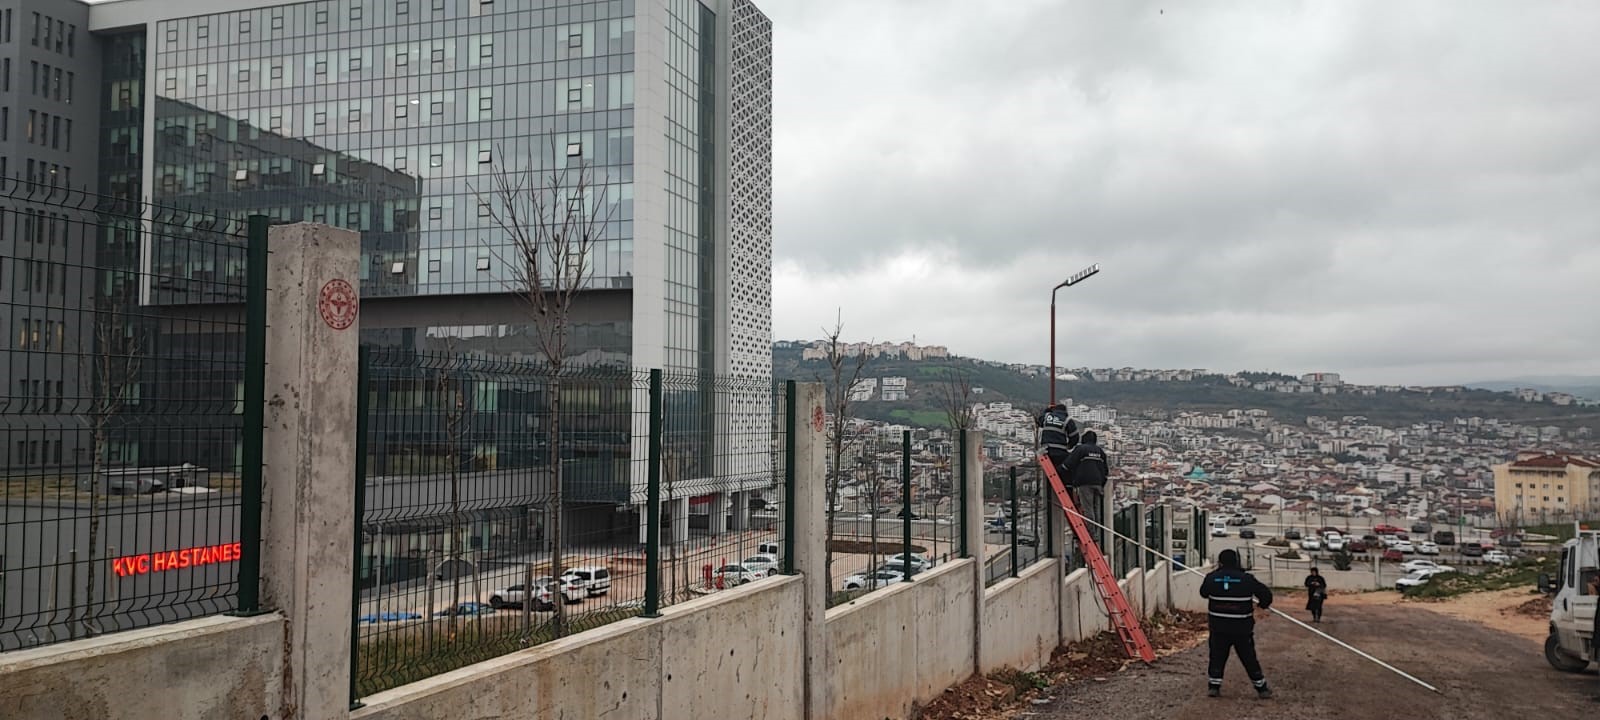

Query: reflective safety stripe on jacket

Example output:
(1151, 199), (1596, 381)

(1207, 594), (1255, 619)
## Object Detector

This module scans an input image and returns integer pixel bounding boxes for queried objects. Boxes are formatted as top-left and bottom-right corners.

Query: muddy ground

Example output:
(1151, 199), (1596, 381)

(1020, 592), (1591, 719)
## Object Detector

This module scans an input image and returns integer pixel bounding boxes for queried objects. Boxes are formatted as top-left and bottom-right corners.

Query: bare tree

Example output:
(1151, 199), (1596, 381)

(431, 347), (471, 637)
(79, 303), (143, 637)
(937, 366), (976, 433)
(476, 138), (614, 636)
(816, 313), (870, 595)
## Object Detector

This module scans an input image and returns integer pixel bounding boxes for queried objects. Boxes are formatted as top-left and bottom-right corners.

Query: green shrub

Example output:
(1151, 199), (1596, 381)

(1331, 550), (1353, 571)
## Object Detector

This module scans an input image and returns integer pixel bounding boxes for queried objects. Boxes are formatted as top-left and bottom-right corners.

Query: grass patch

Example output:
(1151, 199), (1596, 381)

(355, 606), (637, 697)
(1403, 556), (1555, 600)
(991, 668), (1050, 694)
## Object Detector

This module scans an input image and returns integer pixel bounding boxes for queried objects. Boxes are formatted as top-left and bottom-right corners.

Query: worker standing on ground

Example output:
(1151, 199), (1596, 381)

(1201, 549), (1275, 699)
(1063, 430), (1109, 550)
(1304, 567), (1327, 623)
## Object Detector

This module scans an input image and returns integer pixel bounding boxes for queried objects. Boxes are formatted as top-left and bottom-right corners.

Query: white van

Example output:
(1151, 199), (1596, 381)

(563, 566), (612, 597)
(1211, 520), (1228, 537)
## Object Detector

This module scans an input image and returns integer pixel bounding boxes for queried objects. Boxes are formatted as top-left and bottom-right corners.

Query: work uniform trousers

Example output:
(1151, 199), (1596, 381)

(1207, 629), (1267, 688)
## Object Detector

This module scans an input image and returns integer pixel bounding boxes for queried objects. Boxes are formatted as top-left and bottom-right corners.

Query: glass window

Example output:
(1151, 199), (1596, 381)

(271, 15), (284, 30)
(398, 1), (410, 14)
(430, 100), (443, 115)
(315, 61), (327, 75)
(270, 65), (283, 79)
(429, 153), (443, 167)
(350, 5), (363, 21)
(477, 149), (491, 164)
(165, 77), (177, 92)
(197, 24), (209, 39)
(166, 27), (176, 43)
(431, 48), (445, 64)
(315, 10), (328, 24)
(196, 73), (208, 87)
(348, 108), (361, 124)
(239, 19), (251, 33)
(312, 162), (326, 176)
(350, 56), (362, 71)
(314, 111), (326, 125)
(397, 52), (409, 67)
(238, 69), (250, 83)
(480, 41), (494, 59)
(394, 104), (407, 118)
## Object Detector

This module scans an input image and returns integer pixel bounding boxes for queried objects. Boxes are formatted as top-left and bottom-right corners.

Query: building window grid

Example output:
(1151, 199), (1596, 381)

(149, 6), (641, 296)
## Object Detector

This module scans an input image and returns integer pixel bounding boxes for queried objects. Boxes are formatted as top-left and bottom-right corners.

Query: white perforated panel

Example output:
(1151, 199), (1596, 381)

(728, 0), (772, 380)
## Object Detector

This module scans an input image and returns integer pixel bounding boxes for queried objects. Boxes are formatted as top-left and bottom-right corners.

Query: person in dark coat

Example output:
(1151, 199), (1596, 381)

(1063, 430), (1110, 549)
(1035, 403), (1081, 473)
(1200, 549), (1274, 699)
(1304, 567), (1328, 623)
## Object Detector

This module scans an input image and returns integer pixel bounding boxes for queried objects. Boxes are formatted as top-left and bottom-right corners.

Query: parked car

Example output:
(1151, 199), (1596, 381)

(1347, 540), (1368, 553)
(1416, 541), (1441, 556)
(1300, 536), (1322, 552)
(1394, 540), (1416, 554)
(491, 576), (582, 610)
(742, 554), (781, 575)
(1382, 549), (1404, 563)
(1411, 522), (1432, 535)
(1211, 522), (1229, 537)
(1461, 543), (1486, 557)
(1361, 534), (1381, 545)
(840, 569), (904, 591)
(1229, 513), (1257, 526)
(563, 566), (612, 597)
(716, 564), (768, 587)
(1324, 535), (1346, 552)
(1395, 571), (1436, 591)
(1484, 550), (1511, 565)
(1375, 524), (1404, 535)
(1284, 528), (1303, 540)
(887, 553), (934, 572)
(1432, 530), (1456, 546)
(432, 602), (497, 618)
(1402, 559), (1455, 575)
(1239, 528), (1257, 539)
(1502, 535), (1524, 548)
(530, 580), (584, 611)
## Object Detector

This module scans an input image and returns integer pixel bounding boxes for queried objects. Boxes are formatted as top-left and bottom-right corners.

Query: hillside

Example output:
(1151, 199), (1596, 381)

(775, 346), (1600, 430)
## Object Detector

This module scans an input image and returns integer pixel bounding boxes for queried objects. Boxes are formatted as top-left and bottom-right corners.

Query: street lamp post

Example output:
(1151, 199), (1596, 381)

(1049, 264), (1101, 405)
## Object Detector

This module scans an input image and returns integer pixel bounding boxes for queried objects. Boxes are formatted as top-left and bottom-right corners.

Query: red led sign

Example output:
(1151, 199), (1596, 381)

(111, 542), (243, 577)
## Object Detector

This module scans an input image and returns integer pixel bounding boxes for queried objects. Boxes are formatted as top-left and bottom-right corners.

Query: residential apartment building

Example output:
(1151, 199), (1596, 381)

(1493, 452), (1600, 522)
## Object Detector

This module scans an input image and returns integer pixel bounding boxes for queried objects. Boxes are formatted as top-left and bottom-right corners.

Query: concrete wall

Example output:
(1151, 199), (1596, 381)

(825, 561), (978, 720)
(980, 558), (1063, 674)
(353, 576), (804, 720)
(1171, 563), (1211, 613)
(0, 615), (284, 720)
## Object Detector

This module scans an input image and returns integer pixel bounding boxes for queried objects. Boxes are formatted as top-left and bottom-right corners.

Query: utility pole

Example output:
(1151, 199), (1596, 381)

(1048, 264), (1100, 406)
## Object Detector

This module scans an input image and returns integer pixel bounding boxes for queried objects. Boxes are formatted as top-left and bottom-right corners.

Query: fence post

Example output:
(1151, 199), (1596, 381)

(259, 222), (361, 719)
(958, 429), (969, 558)
(783, 380), (798, 575)
(348, 345), (369, 709)
(643, 370), (664, 618)
(235, 214), (269, 616)
(1009, 467), (1020, 579)
(787, 383), (828, 720)
(900, 430), (915, 581)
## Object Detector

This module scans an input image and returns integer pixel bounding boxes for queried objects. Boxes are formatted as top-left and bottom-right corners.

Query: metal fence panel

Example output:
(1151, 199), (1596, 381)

(1, 182), (255, 651)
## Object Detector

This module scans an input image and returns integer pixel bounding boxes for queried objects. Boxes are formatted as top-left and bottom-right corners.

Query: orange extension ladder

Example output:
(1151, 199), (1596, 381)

(1038, 455), (1156, 663)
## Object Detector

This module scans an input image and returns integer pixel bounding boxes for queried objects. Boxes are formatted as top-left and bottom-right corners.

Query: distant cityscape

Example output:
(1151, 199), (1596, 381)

(784, 339), (1600, 531)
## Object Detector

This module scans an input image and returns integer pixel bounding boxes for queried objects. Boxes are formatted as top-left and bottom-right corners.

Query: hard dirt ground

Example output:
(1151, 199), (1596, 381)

(920, 589), (1588, 720)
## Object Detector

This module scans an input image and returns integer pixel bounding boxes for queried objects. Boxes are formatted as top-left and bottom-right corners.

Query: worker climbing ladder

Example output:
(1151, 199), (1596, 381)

(1038, 455), (1156, 663)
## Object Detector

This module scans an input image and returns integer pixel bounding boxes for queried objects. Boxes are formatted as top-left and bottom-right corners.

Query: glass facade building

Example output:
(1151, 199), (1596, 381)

(74, 0), (774, 383)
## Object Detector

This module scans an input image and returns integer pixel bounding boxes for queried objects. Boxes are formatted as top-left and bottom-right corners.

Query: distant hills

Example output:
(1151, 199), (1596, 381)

(1466, 376), (1600, 402)
(774, 344), (1600, 431)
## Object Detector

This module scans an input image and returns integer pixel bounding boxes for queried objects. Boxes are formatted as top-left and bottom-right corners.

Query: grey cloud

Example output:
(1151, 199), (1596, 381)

(763, 0), (1600, 383)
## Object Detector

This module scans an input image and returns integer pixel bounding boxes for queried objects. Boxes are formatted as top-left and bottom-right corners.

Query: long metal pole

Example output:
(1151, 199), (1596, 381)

(782, 381), (798, 575)
(643, 370), (663, 617)
(235, 214), (269, 615)
(902, 430), (914, 582)
(1009, 467), (1020, 579)
(348, 346), (369, 709)
(1049, 291), (1058, 406)
(958, 429), (970, 558)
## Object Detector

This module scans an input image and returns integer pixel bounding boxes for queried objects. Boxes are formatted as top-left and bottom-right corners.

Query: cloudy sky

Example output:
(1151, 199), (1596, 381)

(759, 0), (1600, 386)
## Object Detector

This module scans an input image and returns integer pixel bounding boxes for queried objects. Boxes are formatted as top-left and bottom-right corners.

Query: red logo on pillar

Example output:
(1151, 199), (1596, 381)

(812, 406), (825, 433)
(318, 279), (358, 331)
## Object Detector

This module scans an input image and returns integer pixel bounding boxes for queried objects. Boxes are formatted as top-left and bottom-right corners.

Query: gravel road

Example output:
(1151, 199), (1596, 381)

(1025, 602), (1593, 719)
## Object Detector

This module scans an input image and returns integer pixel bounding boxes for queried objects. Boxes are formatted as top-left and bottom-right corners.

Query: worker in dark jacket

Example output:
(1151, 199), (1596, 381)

(1200, 549), (1274, 699)
(1036, 403), (1080, 470)
(1063, 430), (1109, 549)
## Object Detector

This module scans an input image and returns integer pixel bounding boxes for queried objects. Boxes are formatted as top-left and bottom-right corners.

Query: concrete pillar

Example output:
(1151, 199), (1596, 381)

(789, 382), (828, 720)
(259, 222), (360, 720)
(1135, 501), (1148, 613)
(961, 430), (986, 677)
(670, 497), (690, 544)
(730, 490), (749, 531)
(708, 491), (728, 535)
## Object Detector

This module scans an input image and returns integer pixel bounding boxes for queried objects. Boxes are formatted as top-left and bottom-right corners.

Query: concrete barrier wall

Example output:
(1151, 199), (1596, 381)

(1172, 563), (1211, 613)
(352, 576), (805, 720)
(825, 560), (977, 720)
(979, 558), (1062, 674)
(0, 615), (285, 720)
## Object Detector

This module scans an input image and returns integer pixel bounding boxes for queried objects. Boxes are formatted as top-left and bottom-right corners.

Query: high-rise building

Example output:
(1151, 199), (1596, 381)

(1, 0), (773, 530)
